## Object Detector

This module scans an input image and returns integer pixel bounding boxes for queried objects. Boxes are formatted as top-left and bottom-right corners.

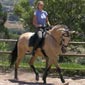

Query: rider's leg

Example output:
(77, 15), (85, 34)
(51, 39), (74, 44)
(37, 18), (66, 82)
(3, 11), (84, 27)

(32, 30), (43, 55)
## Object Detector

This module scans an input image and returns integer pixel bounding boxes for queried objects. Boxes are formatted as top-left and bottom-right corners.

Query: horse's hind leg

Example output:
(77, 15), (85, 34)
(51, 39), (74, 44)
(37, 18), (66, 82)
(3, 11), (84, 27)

(15, 47), (26, 80)
(29, 55), (39, 81)
(15, 57), (22, 80)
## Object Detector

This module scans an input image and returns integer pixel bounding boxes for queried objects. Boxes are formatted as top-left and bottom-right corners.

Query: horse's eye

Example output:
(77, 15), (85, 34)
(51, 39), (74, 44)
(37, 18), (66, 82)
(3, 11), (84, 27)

(63, 32), (69, 37)
(62, 39), (65, 41)
(66, 31), (70, 36)
(63, 33), (66, 36)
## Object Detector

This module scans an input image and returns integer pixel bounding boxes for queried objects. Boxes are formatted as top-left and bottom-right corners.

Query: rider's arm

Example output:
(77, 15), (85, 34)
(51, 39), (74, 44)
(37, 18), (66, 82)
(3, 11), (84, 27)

(33, 15), (42, 28)
(46, 17), (51, 26)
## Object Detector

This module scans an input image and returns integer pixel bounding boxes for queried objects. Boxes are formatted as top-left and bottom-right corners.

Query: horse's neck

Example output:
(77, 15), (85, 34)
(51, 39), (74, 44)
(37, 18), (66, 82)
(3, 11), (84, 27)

(48, 31), (61, 44)
(44, 31), (62, 55)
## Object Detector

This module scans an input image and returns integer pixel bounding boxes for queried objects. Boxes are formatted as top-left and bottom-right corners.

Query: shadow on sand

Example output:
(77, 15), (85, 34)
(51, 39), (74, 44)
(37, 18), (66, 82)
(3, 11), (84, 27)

(9, 79), (53, 85)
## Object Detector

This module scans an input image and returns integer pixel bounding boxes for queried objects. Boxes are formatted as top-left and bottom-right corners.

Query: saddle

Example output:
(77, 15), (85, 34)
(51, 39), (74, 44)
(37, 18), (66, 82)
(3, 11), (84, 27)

(29, 26), (52, 48)
(29, 32), (45, 48)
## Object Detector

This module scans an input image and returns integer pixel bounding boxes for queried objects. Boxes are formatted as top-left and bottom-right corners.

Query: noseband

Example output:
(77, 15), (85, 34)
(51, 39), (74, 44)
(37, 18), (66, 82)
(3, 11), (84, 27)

(61, 30), (70, 53)
(47, 28), (70, 53)
(62, 31), (70, 37)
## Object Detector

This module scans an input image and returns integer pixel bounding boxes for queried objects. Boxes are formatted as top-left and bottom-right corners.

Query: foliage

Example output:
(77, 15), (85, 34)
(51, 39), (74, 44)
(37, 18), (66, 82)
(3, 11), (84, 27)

(77, 57), (85, 65)
(42, 0), (85, 62)
(0, 42), (8, 51)
(0, 3), (7, 25)
(0, 26), (9, 38)
(0, 59), (85, 76)
(14, 0), (85, 32)
(0, 3), (9, 38)
(1, 0), (84, 70)
(14, 0), (34, 30)
(43, 0), (85, 32)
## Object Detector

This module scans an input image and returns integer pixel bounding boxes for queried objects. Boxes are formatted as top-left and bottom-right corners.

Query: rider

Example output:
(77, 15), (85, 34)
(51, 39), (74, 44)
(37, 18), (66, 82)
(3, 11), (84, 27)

(32, 1), (50, 55)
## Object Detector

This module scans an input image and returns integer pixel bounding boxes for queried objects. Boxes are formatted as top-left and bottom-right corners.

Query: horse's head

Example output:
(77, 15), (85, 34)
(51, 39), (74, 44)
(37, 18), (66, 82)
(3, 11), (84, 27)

(50, 25), (70, 53)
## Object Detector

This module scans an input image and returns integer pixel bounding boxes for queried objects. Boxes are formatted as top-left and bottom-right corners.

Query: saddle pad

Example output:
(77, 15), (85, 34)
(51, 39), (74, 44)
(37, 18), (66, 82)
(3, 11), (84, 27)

(29, 33), (45, 48)
(29, 33), (38, 47)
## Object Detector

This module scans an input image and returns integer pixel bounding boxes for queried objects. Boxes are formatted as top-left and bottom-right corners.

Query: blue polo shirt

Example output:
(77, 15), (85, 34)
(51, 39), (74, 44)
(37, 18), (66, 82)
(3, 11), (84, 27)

(34, 9), (48, 27)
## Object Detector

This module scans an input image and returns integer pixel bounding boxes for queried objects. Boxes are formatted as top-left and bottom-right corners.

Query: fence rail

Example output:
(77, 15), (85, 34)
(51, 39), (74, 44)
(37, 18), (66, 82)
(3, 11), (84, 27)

(0, 39), (85, 56)
(0, 51), (85, 57)
(0, 39), (85, 73)
(0, 39), (17, 42)
(0, 39), (85, 44)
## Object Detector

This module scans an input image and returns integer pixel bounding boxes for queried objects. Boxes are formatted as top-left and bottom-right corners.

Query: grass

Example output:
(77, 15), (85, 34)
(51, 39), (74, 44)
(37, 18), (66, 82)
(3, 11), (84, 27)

(0, 61), (85, 76)
(60, 63), (85, 70)
(0, 60), (85, 70)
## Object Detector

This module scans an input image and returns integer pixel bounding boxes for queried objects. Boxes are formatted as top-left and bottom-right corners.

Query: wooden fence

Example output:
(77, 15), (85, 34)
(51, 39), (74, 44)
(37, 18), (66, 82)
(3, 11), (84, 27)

(0, 39), (85, 73)
(0, 39), (85, 57)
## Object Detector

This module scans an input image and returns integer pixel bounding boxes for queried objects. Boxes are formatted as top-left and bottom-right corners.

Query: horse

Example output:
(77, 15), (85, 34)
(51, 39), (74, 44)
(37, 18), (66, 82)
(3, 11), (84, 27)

(10, 25), (71, 84)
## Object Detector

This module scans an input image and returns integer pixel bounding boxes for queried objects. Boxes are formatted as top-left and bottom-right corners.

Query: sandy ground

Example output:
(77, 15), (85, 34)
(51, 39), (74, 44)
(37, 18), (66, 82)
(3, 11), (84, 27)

(0, 71), (85, 85)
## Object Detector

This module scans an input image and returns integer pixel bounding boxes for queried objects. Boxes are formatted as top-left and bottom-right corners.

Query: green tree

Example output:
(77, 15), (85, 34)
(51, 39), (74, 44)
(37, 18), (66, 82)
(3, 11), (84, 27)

(14, 0), (34, 31)
(14, 0), (85, 32)
(43, 0), (85, 32)
(0, 3), (9, 38)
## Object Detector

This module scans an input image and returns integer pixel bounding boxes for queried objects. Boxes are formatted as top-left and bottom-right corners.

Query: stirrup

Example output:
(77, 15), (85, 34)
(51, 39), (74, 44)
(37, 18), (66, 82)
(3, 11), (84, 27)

(28, 51), (35, 55)
(31, 50), (35, 56)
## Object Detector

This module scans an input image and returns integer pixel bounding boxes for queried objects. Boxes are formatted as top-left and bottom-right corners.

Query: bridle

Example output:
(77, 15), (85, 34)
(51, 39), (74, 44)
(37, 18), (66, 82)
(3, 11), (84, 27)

(46, 32), (58, 43)
(61, 30), (70, 53)
(47, 28), (70, 46)
(42, 27), (70, 53)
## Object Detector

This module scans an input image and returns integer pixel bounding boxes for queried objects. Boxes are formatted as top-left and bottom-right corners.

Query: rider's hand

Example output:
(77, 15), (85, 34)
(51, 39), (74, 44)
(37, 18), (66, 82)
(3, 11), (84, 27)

(37, 24), (42, 28)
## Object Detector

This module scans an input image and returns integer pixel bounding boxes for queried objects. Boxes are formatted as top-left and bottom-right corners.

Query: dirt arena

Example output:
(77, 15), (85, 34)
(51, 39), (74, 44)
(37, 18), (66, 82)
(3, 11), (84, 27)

(0, 70), (85, 85)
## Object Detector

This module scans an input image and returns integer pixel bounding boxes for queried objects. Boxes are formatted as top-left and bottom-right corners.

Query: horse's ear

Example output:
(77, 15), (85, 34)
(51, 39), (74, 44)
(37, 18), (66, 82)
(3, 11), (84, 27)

(69, 31), (78, 35)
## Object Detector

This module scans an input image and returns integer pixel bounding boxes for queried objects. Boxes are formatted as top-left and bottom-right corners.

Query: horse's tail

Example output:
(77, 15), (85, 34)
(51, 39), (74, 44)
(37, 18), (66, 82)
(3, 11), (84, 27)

(10, 41), (18, 68)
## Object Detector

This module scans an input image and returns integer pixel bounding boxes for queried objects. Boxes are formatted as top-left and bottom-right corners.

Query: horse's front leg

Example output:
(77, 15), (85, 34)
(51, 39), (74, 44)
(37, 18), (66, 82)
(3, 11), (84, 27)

(56, 67), (65, 83)
(29, 55), (39, 81)
(42, 57), (51, 84)
(43, 66), (51, 84)
(56, 66), (69, 85)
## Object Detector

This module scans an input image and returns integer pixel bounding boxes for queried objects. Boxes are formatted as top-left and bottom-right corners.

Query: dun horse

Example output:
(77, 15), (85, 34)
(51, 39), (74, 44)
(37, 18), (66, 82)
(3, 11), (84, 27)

(10, 25), (71, 84)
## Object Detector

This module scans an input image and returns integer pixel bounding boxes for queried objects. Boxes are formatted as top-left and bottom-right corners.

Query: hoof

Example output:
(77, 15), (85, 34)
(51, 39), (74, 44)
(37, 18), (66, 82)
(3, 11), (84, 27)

(42, 76), (46, 84)
(43, 79), (46, 84)
(43, 81), (46, 84)
(36, 75), (39, 81)
(63, 82), (69, 85)
(14, 77), (18, 81)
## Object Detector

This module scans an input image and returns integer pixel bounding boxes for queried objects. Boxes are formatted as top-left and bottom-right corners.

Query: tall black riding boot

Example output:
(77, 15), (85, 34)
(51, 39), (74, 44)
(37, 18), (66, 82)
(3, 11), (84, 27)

(32, 38), (41, 55)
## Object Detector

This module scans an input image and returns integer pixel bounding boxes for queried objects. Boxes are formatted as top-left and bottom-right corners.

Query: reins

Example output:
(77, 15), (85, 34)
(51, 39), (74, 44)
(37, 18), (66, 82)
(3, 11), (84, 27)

(46, 32), (58, 43)
(40, 26), (69, 54)
(46, 28), (70, 53)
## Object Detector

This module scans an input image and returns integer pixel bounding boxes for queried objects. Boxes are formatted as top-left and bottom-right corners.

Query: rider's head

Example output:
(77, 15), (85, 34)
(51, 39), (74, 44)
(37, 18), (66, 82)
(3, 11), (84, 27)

(37, 1), (44, 11)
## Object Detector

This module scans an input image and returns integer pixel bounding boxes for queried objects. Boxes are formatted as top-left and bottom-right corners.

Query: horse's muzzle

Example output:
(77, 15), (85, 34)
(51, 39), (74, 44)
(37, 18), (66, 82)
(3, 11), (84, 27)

(61, 45), (67, 53)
